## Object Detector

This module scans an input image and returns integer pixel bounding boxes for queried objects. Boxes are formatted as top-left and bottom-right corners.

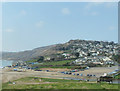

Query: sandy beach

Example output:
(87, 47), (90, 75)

(74, 66), (118, 77)
(1, 66), (118, 83)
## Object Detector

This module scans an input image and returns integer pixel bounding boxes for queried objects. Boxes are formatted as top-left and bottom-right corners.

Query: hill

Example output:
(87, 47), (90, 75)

(1, 39), (119, 61)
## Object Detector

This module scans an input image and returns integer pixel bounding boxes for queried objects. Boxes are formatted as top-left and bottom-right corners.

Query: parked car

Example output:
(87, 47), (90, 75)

(65, 72), (68, 74)
(61, 72), (64, 73)
(73, 73), (75, 75)
(87, 74), (89, 76)
(35, 70), (42, 71)
(46, 70), (49, 72)
(13, 69), (17, 71)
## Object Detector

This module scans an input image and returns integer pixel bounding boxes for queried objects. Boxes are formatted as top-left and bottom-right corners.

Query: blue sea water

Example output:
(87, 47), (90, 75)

(0, 60), (13, 68)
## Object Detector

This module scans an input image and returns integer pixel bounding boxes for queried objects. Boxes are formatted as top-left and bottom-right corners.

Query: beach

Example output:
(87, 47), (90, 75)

(1, 66), (118, 83)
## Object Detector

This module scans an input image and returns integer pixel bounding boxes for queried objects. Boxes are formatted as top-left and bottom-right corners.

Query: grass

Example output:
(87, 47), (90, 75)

(31, 59), (76, 69)
(38, 59), (75, 66)
(9, 77), (80, 83)
(26, 59), (75, 66)
(7, 77), (79, 83)
(25, 59), (38, 63)
(2, 82), (118, 89)
(41, 78), (80, 82)
(33, 66), (78, 69)
(114, 74), (120, 79)
(2, 77), (119, 89)
(13, 77), (40, 83)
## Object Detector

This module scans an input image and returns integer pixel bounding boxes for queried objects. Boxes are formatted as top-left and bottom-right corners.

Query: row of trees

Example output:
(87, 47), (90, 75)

(36, 52), (80, 63)
(113, 54), (120, 63)
(37, 56), (44, 62)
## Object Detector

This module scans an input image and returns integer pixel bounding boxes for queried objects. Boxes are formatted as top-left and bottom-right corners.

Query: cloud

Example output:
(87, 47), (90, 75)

(83, 3), (102, 16)
(5, 29), (14, 32)
(61, 8), (70, 15)
(20, 10), (27, 16)
(36, 21), (44, 28)
(83, 2), (117, 16)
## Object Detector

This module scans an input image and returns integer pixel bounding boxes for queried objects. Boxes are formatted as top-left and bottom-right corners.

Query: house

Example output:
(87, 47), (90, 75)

(45, 57), (51, 60)
(93, 62), (103, 65)
(102, 57), (111, 61)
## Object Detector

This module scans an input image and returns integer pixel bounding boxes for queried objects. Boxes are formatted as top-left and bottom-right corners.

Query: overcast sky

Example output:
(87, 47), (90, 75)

(2, 2), (118, 52)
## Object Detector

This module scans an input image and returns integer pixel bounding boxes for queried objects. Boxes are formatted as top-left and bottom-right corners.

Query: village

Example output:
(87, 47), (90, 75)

(1, 40), (120, 88)
(42, 40), (119, 66)
(3, 40), (119, 81)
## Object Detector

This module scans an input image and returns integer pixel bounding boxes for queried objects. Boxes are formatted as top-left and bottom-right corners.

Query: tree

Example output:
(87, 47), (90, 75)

(87, 53), (91, 56)
(50, 57), (55, 61)
(113, 54), (120, 63)
(37, 56), (44, 62)
(74, 52), (79, 58)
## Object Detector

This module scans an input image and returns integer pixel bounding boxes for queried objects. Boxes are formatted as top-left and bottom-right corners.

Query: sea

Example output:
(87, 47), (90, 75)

(0, 60), (13, 68)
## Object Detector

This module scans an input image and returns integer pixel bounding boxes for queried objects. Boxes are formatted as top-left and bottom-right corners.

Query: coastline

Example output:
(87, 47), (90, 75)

(0, 60), (13, 68)
(1, 65), (118, 83)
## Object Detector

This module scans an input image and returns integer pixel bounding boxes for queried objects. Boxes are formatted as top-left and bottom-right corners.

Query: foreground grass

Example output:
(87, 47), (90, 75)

(2, 77), (119, 89)
(7, 77), (80, 83)
(114, 74), (120, 79)
(2, 82), (118, 89)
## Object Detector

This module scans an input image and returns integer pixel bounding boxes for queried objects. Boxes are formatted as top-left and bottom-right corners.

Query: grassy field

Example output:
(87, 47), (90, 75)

(25, 59), (38, 63)
(114, 74), (120, 79)
(2, 77), (119, 89)
(42, 59), (74, 65)
(33, 65), (78, 69)
(31, 59), (75, 66)
(31, 59), (76, 69)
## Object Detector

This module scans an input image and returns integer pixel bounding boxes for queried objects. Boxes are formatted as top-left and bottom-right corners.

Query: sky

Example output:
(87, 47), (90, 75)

(2, 2), (118, 52)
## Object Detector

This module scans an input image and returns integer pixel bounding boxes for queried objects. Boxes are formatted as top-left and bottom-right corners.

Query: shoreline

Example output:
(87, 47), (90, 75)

(0, 60), (14, 68)
(1, 65), (118, 83)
